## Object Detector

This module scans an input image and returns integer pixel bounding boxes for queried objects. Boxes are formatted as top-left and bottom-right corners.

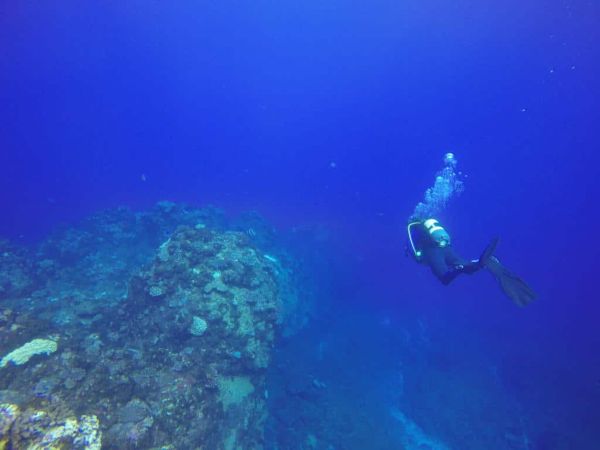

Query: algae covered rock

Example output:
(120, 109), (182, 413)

(106, 225), (281, 448)
(128, 226), (280, 365)
(0, 205), (325, 450)
(190, 315), (208, 336)
(105, 399), (154, 448)
(0, 240), (37, 300)
(0, 403), (101, 449)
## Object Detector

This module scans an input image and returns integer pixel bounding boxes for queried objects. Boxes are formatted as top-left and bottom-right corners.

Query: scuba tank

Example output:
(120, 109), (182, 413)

(407, 218), (451, 262)
(423, 219), (451, 247)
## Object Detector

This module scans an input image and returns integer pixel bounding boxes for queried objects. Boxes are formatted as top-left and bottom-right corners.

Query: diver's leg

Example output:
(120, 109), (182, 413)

(445, 247), (480, 275)
(426, 248), (450, 284)
(439, 268), (464, 285)
(427, 248), (462, 285)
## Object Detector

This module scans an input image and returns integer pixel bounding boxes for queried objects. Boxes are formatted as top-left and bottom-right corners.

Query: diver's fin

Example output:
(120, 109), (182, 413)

(478, 237), (499, 268)
(486, 256), (536, 307)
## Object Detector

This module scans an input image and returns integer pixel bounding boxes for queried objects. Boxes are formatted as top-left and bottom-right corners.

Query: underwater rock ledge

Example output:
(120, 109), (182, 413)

(0, 203), (334, 449)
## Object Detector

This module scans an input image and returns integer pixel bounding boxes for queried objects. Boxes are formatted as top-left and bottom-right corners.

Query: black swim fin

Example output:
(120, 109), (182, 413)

(486, 256), (536, 307)
(478, 237), (499, 268)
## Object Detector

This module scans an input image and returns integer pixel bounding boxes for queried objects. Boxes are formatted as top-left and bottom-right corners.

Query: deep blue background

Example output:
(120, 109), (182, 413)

(2, 0), (599, 442)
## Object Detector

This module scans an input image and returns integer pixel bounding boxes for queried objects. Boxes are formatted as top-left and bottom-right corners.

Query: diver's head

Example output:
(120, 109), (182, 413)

(423, 218), (451, 247)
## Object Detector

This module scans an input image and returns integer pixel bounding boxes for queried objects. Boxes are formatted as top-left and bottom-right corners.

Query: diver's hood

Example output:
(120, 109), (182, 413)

(423, 218), (451, 247)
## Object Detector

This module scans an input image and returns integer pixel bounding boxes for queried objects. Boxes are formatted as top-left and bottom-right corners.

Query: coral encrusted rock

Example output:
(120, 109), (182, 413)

(104, 225), (281, 448)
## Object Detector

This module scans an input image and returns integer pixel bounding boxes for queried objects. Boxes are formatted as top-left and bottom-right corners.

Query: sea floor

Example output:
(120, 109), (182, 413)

(266, 308), (597, 450)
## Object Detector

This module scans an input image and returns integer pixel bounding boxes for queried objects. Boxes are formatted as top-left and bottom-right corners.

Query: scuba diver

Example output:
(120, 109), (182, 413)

(407, 218), (536, 306)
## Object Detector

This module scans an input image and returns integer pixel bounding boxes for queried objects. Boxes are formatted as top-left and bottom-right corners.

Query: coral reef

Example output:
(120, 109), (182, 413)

(0, 338), (58, 368)
(0, 203), (332, 448)
(0, 240), (37, 300)
(0, 402), (101, 449)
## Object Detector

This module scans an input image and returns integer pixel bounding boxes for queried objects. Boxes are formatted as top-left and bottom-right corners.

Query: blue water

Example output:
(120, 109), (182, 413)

(1, 1), (599, 448)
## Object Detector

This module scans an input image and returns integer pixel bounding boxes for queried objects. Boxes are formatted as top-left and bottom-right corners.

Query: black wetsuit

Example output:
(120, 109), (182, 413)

(411, 224), (480, 285)
(409, 223), (535, 305)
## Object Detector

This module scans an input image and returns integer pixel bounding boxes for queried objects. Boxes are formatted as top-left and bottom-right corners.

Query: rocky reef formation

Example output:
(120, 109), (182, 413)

(0, 239), (37, 300)
(0, 203), (334, 449)
(102, 225), (280, 447)
(0, 402), (101, 449)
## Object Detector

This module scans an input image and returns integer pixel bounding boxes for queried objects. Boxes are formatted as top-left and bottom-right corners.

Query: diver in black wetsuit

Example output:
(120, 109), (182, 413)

(407, 218), (535, 306)
(407, 218), (495, 285)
